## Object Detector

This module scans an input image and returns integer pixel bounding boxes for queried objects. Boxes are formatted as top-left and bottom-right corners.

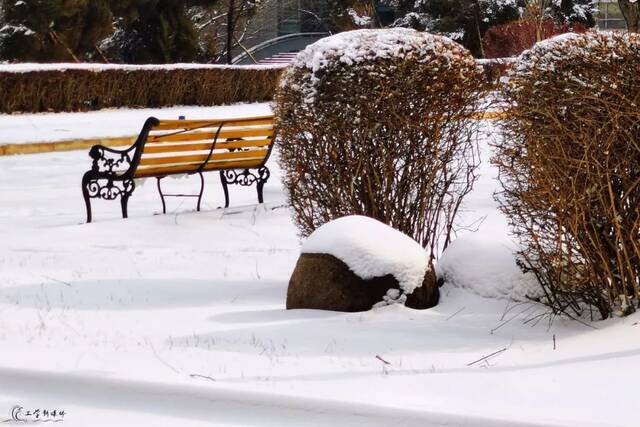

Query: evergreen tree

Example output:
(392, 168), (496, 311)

(551, 0), (596, 26)
(103, 0), (206, 63)
(188, 0), (264, 63)
(388, 0), (519, 57)
(0, 0), (113, 61)
(102, 0), (262, 63)
(388, 0), (595, 57)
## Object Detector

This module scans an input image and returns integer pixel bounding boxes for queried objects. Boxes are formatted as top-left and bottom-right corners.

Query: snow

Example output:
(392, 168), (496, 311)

(391, 12), (435, 31)
(509, 32), (640, 99)
(302, 215), (429, 295)
(281, 28), (475, 104)
(347, 9), (373, 27)
(515, 31), (639, 77)
(291, 27), (470, 72)
(476, 57), (517, 65)
(0, 24), (35, 38)
(524, 32), (581, 55)
(1, 104), (640, 426)
(0, 62), (286, 73)
(437, 238), (543, 302)
(0, 103), (272, 145)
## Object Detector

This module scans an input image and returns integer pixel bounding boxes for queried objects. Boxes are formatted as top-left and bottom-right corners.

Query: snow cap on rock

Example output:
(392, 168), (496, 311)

(302, 215), (430, 294)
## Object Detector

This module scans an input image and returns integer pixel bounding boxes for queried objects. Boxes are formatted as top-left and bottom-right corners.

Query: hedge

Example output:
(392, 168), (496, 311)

(276, 29), (485, 264)
(0, 64), (286, 113)
(494, 32), (640, 319)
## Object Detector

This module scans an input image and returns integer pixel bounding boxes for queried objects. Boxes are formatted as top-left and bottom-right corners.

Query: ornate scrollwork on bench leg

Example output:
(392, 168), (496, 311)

(82, 144), (136, 223)
(219, 167), (271, 208)
(82, 173), (135, 222)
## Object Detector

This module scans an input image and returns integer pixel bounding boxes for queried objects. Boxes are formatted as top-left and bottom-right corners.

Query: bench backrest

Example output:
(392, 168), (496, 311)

(132, 115), (275, 178)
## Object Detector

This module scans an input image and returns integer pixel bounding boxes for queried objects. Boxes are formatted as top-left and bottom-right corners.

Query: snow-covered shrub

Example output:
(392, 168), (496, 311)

(494, 32), (640, 319)
(275, 29), (485, 264)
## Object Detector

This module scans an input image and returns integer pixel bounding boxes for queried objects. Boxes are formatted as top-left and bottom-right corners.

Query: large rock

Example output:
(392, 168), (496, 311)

(406, 268), (439, 310)
(286, 253), (439, 312)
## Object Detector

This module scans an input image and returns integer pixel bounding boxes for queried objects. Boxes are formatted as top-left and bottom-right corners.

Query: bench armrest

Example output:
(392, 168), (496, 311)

(84, 117), (161, 179)
(88, 144), (134, 158)
(87, 144), (136, 178)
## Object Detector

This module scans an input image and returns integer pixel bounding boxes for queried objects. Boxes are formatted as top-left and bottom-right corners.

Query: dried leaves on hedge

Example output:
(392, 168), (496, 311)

(0, 66), (284, 113)
(275, 29), (485, 264)
(494, 32), (640, 319)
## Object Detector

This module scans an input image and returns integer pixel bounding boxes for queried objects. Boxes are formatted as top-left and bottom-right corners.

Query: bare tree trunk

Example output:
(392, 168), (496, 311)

(535, 0), (546, 42)
(524, 0), (548, 42)
(473, 1), (485, 58)
(619, 0), (640, 32)
(226, 0), (235, 64)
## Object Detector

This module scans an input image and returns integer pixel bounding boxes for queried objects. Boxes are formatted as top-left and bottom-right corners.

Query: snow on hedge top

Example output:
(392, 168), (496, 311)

(302, 215), (429, 294)
(508, 31), (640, 97)
(0, 62), (286, 73)
(281, 28), (476, 104)
(514, 31), (640, 76)
(291, 28), (470, 72)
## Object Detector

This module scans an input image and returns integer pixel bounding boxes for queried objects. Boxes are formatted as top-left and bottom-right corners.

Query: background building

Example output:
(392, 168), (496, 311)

(233, 0), (333, 63)
(234, 0), (397, 63)
(595, 0), (627, 30)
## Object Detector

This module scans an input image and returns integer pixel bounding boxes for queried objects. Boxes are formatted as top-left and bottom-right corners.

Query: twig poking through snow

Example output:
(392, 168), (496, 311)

(491, 304), (537, 334)
(467, 347), (507, 366)
(146, 338), (180, 375)
(270, 204), (289, 211)
(446, 307), (465, 321)
(553, 334), (556, 350)
(190, 373), (216, 382)
(41, 275), (72, 287)
(376, 355), (391, 365)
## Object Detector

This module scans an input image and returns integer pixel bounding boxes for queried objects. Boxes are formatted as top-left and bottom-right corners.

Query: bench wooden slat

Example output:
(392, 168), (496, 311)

(143, 138), (272, 154)
(148, 128), (274, 143)
(139, 148), (269, 167)
(135, 164), (200, 177)
(153, 116), (274, 131)
(83, 114), (276, 222)
(134, 158), (266, 178)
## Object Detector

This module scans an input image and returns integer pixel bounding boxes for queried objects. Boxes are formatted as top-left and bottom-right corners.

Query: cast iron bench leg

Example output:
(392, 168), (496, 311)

(257, 180), (265, 204)
(156, 173), (205, 214)
(256, 166), (270, 205)
(196, 172), (205, 212)
(219, 167), (270, 208)
(121, 194), (130, 219)
(220, 171), (231, 208)
(82, 173), (93, 224)
(156, 177), (167, 214)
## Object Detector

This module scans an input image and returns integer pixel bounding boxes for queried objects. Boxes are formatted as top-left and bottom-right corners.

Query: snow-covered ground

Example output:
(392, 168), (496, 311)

(1, 104), (639, 426)
(0, 103), (272, 144)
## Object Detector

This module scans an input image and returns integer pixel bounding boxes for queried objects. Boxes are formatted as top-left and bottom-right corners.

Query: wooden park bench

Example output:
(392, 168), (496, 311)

(81, 114), (275, 223)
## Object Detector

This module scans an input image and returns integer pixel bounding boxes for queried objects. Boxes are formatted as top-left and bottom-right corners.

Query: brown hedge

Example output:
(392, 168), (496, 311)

(0, 66), (285, 113)
(494, 32), (640, 319)
(276, 29), (485, 265)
